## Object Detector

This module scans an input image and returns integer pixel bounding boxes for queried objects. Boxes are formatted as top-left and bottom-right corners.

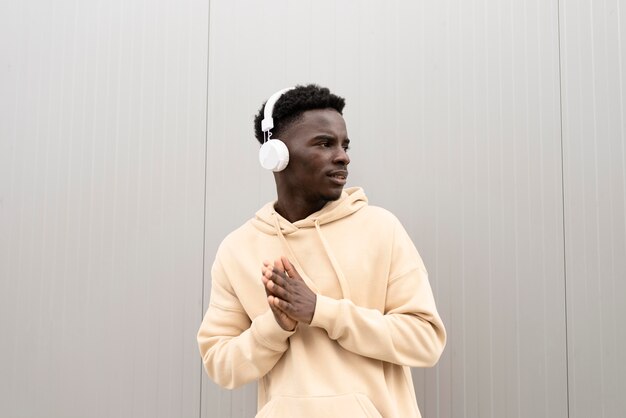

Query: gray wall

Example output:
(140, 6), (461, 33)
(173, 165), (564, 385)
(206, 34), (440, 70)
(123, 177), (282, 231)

(1, 0), (208, 416)
(1, 1), (624, 417)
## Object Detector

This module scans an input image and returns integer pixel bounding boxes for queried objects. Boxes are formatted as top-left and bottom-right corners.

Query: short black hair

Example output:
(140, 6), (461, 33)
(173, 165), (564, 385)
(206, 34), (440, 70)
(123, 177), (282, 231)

(253, 84), (346, 144)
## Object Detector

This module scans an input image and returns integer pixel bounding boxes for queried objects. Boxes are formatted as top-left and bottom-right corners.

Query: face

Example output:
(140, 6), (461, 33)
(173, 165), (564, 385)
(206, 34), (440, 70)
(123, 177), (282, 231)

(278, 108), (351, 205)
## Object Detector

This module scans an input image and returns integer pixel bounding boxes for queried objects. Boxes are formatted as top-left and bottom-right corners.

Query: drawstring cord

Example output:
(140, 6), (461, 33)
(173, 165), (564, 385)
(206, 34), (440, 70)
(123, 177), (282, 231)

(314, 219), (351, 299)
(272, 213), (319, 292)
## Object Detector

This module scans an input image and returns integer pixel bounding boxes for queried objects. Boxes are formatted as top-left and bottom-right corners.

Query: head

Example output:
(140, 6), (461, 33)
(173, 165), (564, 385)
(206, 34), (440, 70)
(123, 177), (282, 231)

(254, 84), (351, 212)
(254, 84), (346, 145)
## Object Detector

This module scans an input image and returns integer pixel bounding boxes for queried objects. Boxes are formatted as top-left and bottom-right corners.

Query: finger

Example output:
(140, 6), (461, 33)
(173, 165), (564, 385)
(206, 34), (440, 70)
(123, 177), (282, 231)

(270, 259), (285, 282)
(262, 276), (272, 296)
(267, 295), (282, 312)
(267, 301), (296, 331)
(262, 277), (275, 299)
(262, 265), (273, 280)
(263, 273), (284, 298)
(262, 268), (276, 290)
(262, 267), (282, 296)
(265, 268), (285, 289)
(267, 296), (283, 316)
(281, 256), (299, 280)
(262, 261), (273, 278)
(272, 295), (293, 313)
(274, 258), (286, 273)
(270, 269), (288, 288)
(268, 295), (289, 317)
(267, 279), (289, 300)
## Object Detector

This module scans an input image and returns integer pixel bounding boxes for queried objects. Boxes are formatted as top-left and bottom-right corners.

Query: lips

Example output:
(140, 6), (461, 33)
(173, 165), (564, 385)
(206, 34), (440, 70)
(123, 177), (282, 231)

(327, 169), (348, 185)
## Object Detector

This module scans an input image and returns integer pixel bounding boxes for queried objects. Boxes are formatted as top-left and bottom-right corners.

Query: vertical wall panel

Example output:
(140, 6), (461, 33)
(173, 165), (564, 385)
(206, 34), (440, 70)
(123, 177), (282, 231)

(0, 0), (208, 417)
(386, 1), (567, 417)
(560, 0), (626, 417)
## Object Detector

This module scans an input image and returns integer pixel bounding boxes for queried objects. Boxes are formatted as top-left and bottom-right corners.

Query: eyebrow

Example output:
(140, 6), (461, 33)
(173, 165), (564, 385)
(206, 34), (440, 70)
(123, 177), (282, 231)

(311, 134), (350, 143)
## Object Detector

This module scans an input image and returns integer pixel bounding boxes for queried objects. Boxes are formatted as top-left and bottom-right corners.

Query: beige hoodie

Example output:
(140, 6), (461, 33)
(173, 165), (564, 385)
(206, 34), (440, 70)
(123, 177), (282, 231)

(198, 187), (446, 418)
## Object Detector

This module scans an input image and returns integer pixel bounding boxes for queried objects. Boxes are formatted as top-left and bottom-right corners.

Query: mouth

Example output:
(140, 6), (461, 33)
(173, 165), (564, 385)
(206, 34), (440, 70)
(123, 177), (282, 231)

(327, 170), (348, 185)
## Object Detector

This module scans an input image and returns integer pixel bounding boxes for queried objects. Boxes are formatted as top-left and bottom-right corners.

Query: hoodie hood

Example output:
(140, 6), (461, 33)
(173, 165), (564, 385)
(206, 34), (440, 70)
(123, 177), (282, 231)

(252, 187), (368, 235)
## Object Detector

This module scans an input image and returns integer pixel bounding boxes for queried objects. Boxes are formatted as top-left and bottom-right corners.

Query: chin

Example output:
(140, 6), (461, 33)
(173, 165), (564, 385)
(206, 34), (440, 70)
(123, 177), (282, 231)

(322, 188), (343, 202)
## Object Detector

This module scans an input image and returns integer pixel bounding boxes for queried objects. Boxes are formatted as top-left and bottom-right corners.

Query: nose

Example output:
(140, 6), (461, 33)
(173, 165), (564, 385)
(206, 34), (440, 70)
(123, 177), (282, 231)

(334, 146), (350, 166)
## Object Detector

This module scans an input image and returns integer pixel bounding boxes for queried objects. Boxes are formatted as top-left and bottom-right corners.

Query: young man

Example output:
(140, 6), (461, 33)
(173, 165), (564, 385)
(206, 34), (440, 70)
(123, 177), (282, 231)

(198, 84), (446, 418)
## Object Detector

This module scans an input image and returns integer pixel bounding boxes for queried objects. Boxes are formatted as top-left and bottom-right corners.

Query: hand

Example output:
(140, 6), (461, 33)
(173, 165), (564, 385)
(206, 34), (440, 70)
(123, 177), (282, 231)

(262, 259), (297, 331)
(262, 256), (317, 325)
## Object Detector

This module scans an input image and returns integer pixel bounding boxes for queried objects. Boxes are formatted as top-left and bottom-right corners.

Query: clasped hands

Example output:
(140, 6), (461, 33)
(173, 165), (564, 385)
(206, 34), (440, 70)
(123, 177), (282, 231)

(262, 256), (317, 331)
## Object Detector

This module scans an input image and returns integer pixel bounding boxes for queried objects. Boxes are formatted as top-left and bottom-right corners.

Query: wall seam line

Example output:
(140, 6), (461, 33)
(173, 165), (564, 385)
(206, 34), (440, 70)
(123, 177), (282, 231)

(556, 0), (571, 417)
(199, 0), (212, 417)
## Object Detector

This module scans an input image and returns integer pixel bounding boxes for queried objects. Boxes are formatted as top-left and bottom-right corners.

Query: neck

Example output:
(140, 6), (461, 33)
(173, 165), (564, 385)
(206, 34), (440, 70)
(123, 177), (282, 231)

(274, 195), (326, 223)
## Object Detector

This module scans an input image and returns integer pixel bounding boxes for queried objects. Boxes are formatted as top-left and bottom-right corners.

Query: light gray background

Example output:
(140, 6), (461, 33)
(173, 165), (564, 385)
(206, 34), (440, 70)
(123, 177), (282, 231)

(1, 0), (624, 417)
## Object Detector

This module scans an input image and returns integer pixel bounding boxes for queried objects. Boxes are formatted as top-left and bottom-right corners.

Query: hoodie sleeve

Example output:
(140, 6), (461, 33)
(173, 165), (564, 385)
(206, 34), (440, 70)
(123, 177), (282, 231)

(309, 218), (446, 367)
(197, 258), (295, 389)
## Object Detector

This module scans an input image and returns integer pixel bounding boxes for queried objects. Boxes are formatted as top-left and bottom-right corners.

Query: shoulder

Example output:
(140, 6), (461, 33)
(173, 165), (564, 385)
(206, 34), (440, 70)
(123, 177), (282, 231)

(214, 218), (259, 259)
(355, 204), (402, 226)
(342, 204), (406, 244)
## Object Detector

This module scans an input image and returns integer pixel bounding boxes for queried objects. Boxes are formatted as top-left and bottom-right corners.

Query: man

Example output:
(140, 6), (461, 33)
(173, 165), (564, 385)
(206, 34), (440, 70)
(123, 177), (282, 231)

(198, 84), (446, 418)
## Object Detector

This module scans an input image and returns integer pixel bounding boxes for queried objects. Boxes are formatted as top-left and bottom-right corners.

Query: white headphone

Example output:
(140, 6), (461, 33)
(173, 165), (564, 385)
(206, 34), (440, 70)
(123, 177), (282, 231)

(259, 87), (294, 172)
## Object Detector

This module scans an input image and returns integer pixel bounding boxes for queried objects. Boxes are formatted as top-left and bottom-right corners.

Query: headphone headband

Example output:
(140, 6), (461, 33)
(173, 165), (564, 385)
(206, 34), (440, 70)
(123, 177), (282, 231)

(261, 87), (295, 133)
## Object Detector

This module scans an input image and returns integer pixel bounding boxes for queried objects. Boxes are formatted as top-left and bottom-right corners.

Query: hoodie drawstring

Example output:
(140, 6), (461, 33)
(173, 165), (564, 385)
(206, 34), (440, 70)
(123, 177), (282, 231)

(272, 213), (319, 293)
(314, 219), (351, 299)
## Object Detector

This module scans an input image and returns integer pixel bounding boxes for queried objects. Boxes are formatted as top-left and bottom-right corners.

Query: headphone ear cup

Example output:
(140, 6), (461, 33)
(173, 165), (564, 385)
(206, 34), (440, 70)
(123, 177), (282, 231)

(259, 139), (289, 172)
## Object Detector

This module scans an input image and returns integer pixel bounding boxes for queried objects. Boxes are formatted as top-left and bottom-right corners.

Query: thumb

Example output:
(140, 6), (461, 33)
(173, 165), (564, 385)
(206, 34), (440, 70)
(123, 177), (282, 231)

(281, 256), (298, 279)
